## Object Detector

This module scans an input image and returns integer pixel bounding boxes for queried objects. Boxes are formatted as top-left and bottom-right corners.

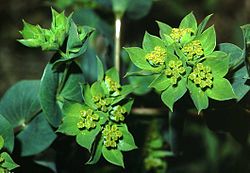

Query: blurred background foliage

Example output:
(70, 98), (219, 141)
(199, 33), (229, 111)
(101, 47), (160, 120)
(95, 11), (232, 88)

(0, 0), (249, 173)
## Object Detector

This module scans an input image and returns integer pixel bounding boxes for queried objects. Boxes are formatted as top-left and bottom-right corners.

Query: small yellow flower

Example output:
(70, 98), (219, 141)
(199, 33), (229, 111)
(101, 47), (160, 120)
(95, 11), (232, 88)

(145, 46), (167, 66)
(105, 76), (121, 94)
(102, 124), (123, 148)
(170, 28), (193, 42)
(182, 40), (204, 61)
(164, 60), (186, 85)
(77, 109), (99, 130)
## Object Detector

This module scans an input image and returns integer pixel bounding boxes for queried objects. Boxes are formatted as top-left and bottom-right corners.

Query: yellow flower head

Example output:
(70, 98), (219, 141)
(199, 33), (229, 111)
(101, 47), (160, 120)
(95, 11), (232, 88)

(77, 109), (99, 130)
(165, 60), (186, 85)
(102, 124), (123, 148)
(170, 28), (193, 42)
(182, 40), (204, 61)
(145, 46), (167, 66)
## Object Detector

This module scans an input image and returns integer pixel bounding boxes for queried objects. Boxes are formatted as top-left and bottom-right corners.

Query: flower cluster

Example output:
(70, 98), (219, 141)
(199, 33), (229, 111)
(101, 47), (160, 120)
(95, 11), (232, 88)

(102, 124), (123, 148)
(145, 46), (167, 66)
(182, 40), (204, 61)
(105, 76), (121, 94)
(170, 28), (193, 42)
(110, 105), (127, 122)
(189, 63), (213, 89)
(92, 95), (112, 112)
(165, 60), (186, 85)
(77, 109), (99, 130)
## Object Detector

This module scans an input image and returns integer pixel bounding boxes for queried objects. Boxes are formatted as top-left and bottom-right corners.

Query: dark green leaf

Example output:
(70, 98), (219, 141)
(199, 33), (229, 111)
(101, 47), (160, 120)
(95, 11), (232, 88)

(17, 113), (56, 156)
(34, 148), (57, 173)
(118, 125), (137, 151)
(86, 137), (103, 165)
(102, 147), (124, 167)
(161, 78), (187, 111)
(149, 73), (170, 91)
(126, 0), (153, 20)
(0, 80), (41, 128)
(40, 62), (62, 127)
(76, 125), (101, 151)
(206, 78), (236, 101)
(197, 14), (213, 35)
(81, 84), (96, 109)
(187, 81), (209, 113)
(0, 152), (19, 170)
(0, 115), (14, 152)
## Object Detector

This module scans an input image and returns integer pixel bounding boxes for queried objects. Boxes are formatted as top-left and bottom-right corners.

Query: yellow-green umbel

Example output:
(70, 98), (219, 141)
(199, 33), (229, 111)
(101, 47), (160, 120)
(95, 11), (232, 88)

(105, 76), (121, 93)
(102, 124), (123, 148)
(77, 109), (99, 130)
(165, 60), (186, 85)
(182, 40), (204, 61)
(170, 28), (193, 42)
(92, 95), (112, 112)
(145, 46), (167, 66)
(189, 63), (213, 89)
(110, 105), (127, 122)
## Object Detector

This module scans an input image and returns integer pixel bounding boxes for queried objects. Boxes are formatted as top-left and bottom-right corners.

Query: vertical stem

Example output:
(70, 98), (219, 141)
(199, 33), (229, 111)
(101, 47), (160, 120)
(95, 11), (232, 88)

(114, 15), (122, 72)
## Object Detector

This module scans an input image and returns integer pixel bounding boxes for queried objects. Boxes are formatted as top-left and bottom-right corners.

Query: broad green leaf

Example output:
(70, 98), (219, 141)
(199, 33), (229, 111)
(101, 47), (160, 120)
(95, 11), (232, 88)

(105, 67), (120, 83)
(91, 81), (105, 96)
(40, 62), (62, 127)
(59, 63), (85, 102)
(86, 137), (103, 164)
(156, 21), (172, 40)
(142, 32), (166, 51)
(0, 80), (41, 128)
(81, 84), (96, 109)
(118, 125), (137, 151)
(0, 136), (4, 150)
(66, 20), (82, 52)
(187, 81), (209, 113)
(76, 125), (101, 151)
(18, 20), (44, 47)
(203, 51), (229, 77)
(0, 115), (14, 152)
(62, 102), (87, 117)
(179, 12), (197, 31)
(57, 116), (80, 136)
(126, 0), (153, 20)
(17, 113), (56, 156)
(219, 43), (244, 68)
(206, 78), (236, 101)
(197, 26), (216, 55)
(161, 78), (187, 111)
(96, 111), (108, 125)
(230, 66), (250, 101)
(120, 84), (134, 96)
(97, 56), (104, 81)
(122, 99), (134, 113)
(0, 152), (19, 170)
(149, 73), (170, 91)
(102, 147), (124, 168)
(197, 14), (213, 35)
(125, 47), (157, 71)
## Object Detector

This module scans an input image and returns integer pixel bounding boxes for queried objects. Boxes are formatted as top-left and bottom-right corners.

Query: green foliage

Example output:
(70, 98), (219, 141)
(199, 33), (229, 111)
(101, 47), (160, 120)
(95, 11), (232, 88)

(58, 58), (136, 167)
(126, 13), (237, 113)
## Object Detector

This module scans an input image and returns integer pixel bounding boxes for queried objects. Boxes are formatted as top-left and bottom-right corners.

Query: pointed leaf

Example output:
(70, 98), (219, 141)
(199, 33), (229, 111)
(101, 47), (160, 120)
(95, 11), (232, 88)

(0, 152), (19, 170)
(102, 147), (124, 168)
(149, 73), (170, 91)
(179, 12), (197, 31)
(206, 78), (236, 101)
(197, 26), (216, 55)
(197, 14), (213, 35)
(118, 125), (137, 151)
(0, 115), (14, 152)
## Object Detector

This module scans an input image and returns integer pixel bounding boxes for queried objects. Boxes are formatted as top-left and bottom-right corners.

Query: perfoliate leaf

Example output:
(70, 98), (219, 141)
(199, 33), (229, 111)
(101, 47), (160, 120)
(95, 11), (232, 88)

(124, 47), (158, 71)
(203, 51), (229, 77)
(57, 116), (80, 136)
(102, 147), (124, 168)
(81, 84), (96, 109)
(86, 138), (103, 165)
(142, 32), (166, 51)
(219, 43), (244, 68)
(122, 99), (134, 113)
(206, 78), (236, 101)
(0, 80), (41, 128)
(179, 12), (197, 31)
(118, 125), (137, 151)
(197, 14), (213, 35)
(76, 125), (101, 151)
(157, 21), (172, 40)
(39, 62), (62, 127)
(0, 115), (14, 152)
(161, 78), (187, 111)
(17, 113), (57, 156)
(187, 81), (209, 113)
(149, 73), (171, 91)
(0, 152), (19, 170)
(197, 25), (216, 55)
(105, 67), (120, 84)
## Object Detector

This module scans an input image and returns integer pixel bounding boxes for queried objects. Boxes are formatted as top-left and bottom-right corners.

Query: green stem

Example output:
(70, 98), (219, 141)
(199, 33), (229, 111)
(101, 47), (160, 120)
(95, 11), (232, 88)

(57, 62), (71, 94)
(114, 15), (122, 73)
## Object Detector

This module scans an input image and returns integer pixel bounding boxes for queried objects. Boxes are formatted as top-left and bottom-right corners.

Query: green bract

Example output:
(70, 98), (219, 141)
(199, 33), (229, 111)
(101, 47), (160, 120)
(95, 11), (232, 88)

(57, 58), (136, 167)
(126, 12), (236, 113)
